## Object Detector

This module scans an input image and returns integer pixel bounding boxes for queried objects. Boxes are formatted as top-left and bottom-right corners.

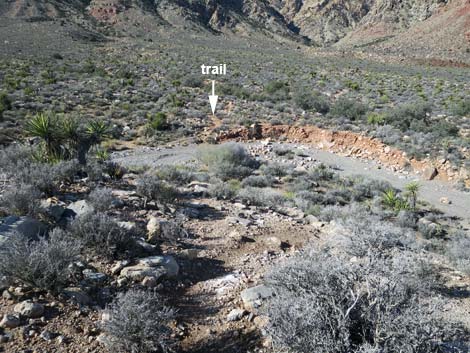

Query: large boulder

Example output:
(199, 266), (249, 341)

(120, 256), (179, 282)
(0, 216), (47, 243)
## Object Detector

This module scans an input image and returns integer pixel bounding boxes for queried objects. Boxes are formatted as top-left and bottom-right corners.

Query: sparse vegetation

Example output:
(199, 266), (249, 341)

(101, 290), (175, 353)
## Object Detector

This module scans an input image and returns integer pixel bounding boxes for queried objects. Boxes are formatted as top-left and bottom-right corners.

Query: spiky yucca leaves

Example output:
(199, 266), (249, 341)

(26, 112), (64, 161)
(404, 181), (420, 210)
(25, 112), (110, 164)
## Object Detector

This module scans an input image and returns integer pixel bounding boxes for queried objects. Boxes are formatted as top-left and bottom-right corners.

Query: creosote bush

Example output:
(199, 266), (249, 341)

(0, 229), (81, 292)
(101, 290), (174, 353)
(197, 143), (259, 180)
(1, 184), (42, 216)
(136, 173), (179, 206)
(68, 213), (135, 259)
(263, 217), (466, 353)
(88, 187), (116, 212)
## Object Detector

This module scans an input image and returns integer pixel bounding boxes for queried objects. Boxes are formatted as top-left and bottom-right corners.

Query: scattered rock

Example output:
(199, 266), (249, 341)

(120, 256), (179, 282)
(62, 288), (92, 306)
(241, 285), (274, 310)
(180, 249), (199, 260)
(142, 276), (157, 287)
(423, 166), (438, 180)
(440, 197), (452, 204)
(110, 260), (130, 275)
(0, 314), (21, 328)
(65, 200), (94, 218)
(227, 309), (246, 322)
(14, 301), (44, 319)
(40, 330), (56, 341)
(82, 270), (107, 285)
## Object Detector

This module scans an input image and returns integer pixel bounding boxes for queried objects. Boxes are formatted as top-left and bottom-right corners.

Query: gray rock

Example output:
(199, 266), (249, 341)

(0, 216), (47, 243)
(65, 200), (94, 218)
(423, 167), (438, 181)
(14, 301), (44, 318)
(227, 309), (246, 322)
(40, 330), (56, 341)
(120, 256), (179, 282)
(62, 287), (92, 305)
(241, 285), (274, 310)
(40, 200), (66, 221)
(82, 270), (107, 285)
(0, 314), (21, 328)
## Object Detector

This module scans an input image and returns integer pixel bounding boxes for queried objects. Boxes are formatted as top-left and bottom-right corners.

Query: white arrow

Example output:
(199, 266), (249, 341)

(209, 80), (218, 115)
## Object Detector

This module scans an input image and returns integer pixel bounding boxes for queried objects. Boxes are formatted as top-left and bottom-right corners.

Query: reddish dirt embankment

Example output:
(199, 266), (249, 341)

(216, 123), (469, 185)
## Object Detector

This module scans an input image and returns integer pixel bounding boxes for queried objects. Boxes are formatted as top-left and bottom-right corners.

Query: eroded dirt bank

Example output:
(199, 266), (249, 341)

(216, 123), (470, 185)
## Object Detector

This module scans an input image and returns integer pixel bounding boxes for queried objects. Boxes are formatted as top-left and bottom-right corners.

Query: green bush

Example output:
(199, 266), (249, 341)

(451, 98), (470, 117)
(147, 112), (169, 131)
(293, 89), (330, 113)
(197, 143), (259, 180)
(0, 91), (11, 119)
(384, 103), (431, 132)
(330, 97), (368, 121)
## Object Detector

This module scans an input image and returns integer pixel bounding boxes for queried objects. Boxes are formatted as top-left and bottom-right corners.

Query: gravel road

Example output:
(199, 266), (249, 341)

(112, 142), (469, 223)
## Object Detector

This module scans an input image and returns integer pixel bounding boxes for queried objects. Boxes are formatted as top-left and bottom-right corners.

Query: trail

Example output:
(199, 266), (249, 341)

(112, 142), (470, 223)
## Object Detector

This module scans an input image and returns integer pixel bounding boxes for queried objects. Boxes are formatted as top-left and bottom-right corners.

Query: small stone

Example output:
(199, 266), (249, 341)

(227, 309), (246, 322)
(423, 166), (438, 180)
(241, 285), (274, 310)
(14, 301), (44, 318)
(180, 249), (199, 259)
(0, 314), (21, 328)
(440, 197), (452, 205)
(40, 330), (56, 341)
(142, 276), (157, 288)
(0, 334), (10, 343)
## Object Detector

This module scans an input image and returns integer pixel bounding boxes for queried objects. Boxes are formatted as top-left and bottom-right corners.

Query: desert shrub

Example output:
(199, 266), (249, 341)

(237, 187), (287, 208)
(397, 210), (418, 229)
(273, 145), (294, 157)
(241, 175), (272, 188)
(88, 187), (116, 212)
(182, 75), (203, 88)
(197, 143), (259, 180)
(294, 190), (325, 213)
(147, 112), (169, 132)
(330, 97), (368, 121)
(384, 103), (431, 133)
(156, 165), (194, 186)
(309, 163), (336, 182)
(0, 144), (34, 174)
(324, 189), (351, 205)
(263, 236), (463, 353)
(351, 178), (392, 201)
(0, 91), (11, 118)
(451, 98), (470, 117)
(135, 173), (179, 206)
(318, 203), (371, 223)
(0, 229), (81, 292)
(103, 161), (126, 180)
(102, 290), (174, 353)
(366, 112), (385, 125)
(262, 80), (290, 101)
(68, 213), (135, 259)
(1, 184), (42, 216)
(208, 179), (240, 200)
(220, 84), (251, 99)
(293, 89), (330, 113)
(418, 218), (445, 238)
(446, 231), (470, 274)
(261, 162), (291, 178)
(159, 221), (189, 243)
(15, 159), (80, 195)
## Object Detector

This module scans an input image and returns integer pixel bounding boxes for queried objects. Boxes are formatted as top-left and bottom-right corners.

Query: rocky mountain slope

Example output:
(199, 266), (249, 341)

(1, 0), (469, 60)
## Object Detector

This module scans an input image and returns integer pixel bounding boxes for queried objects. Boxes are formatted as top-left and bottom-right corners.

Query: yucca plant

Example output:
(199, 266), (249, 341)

(382, 189), (399, 209)
(86, 120), (109, 144)
(25, 112), (63, 161)
(404, 181), (420, 210)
